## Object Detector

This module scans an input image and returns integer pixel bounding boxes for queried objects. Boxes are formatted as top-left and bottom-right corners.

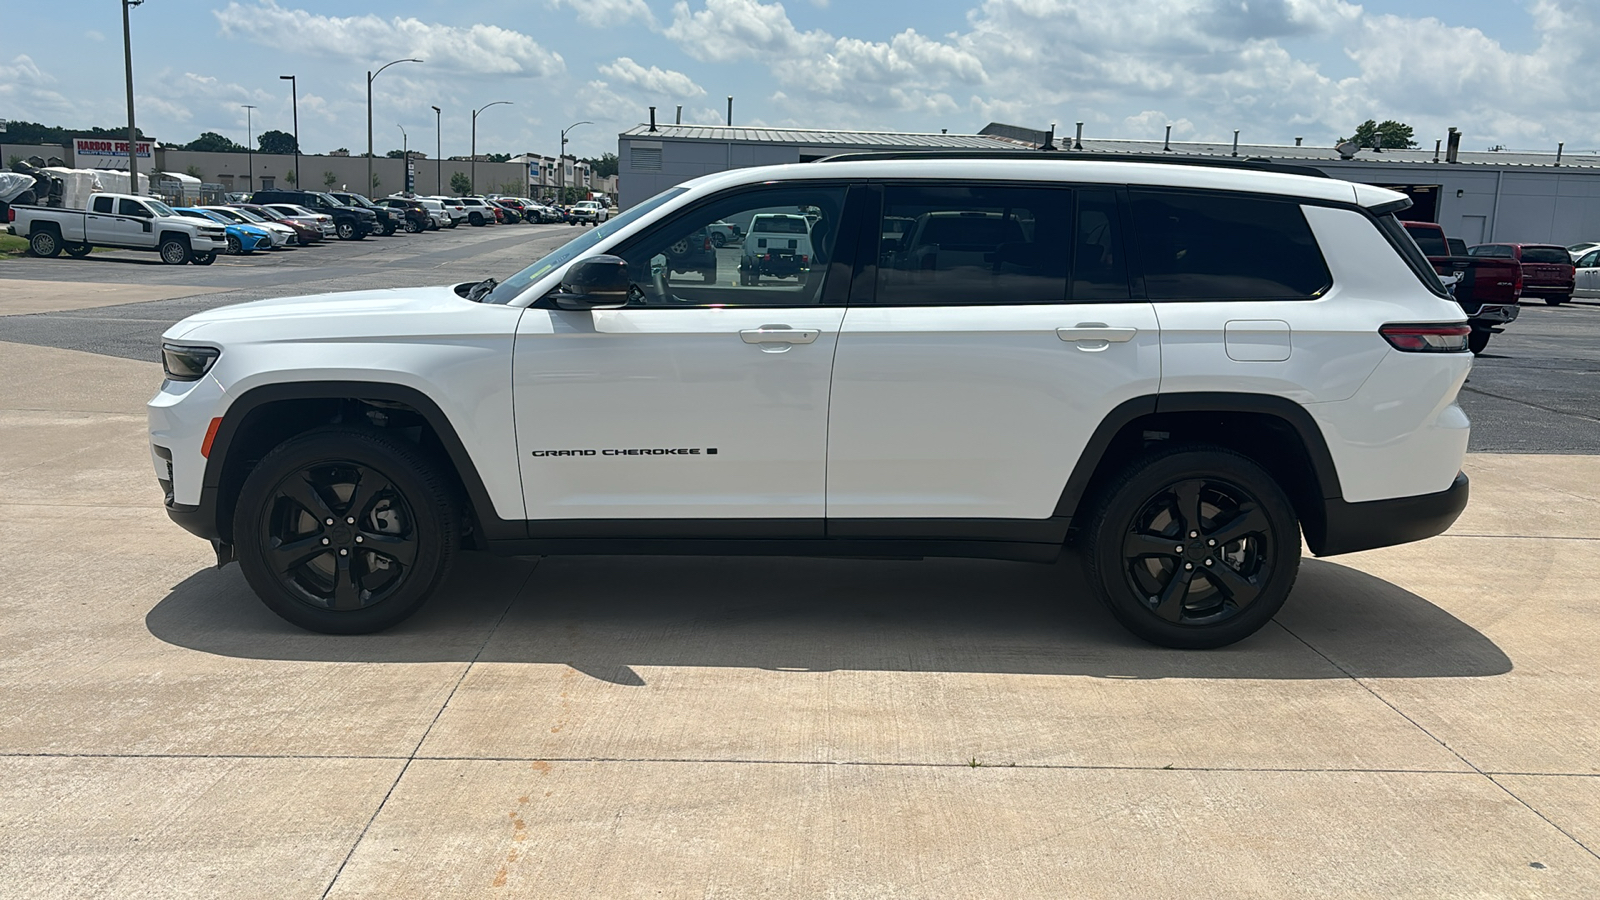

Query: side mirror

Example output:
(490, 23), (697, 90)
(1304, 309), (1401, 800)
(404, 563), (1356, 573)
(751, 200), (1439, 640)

(552, 255), (630, 310)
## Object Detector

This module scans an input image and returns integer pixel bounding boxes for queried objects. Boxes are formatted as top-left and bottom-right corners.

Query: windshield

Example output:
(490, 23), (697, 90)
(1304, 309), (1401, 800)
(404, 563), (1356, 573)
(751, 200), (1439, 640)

(148, 200), (179, 217)
(230, 208), (268, 223)
(204, 208), (245, 223)
(484, 187), (687, 305)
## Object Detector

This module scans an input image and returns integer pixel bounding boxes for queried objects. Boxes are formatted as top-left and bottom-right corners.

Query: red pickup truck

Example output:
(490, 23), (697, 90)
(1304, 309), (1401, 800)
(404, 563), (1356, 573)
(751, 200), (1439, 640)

(1403, 221), (1521, 354)
(1467, 243), (1576, 305)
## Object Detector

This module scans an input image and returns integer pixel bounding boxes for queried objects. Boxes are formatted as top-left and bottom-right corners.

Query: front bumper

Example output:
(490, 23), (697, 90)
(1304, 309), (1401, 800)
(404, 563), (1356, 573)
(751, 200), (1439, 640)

(1313, 472), (1469, 557)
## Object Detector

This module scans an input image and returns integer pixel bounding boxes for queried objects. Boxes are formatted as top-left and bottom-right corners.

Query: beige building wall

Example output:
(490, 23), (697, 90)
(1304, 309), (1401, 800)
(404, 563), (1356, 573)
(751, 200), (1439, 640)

(153, 149), (530, 197)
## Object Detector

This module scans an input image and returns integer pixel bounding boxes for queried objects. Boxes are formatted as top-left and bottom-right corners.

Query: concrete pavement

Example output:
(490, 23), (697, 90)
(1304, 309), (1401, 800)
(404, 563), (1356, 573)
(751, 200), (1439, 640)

(1, 306), (1598, 896)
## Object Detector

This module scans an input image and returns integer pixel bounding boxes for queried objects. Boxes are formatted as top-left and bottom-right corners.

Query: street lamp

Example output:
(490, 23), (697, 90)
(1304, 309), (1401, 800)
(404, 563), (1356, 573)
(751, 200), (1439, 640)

(279, 75), (299, 188)
(367, 57), (421, 196)
(397, 123), (407, 192)
(559, 120), (592, 205)
(241, 104), (256, 191)
(470, 101), (512, 195)
(121, 0), (145, 195)
(431, 106), (442, 195)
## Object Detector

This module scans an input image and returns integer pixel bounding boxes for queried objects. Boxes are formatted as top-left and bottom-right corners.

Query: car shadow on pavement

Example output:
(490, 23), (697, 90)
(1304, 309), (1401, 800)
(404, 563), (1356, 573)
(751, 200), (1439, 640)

(146, 550), (1512, 683)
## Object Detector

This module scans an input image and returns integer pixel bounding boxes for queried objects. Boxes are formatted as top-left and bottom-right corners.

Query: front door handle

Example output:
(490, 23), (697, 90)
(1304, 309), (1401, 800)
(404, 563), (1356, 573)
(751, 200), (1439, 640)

(1057, 323), (1138, 343)
(740, 326), (819, 345)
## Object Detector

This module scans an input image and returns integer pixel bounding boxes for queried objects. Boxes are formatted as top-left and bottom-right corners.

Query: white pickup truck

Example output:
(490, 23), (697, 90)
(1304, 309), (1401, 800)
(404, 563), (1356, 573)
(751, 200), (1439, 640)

(7, 193), (228, 265)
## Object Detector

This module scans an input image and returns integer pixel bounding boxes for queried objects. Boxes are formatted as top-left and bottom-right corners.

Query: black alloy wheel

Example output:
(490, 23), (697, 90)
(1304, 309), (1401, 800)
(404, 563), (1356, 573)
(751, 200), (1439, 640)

(1085, 445), (1299, 649)
(28, 230), (61, 257)
(235, 428), (459, 634)
(226, 234), (243, 255)
(191, 251), (217, 266)
(469, 212), (484, 227)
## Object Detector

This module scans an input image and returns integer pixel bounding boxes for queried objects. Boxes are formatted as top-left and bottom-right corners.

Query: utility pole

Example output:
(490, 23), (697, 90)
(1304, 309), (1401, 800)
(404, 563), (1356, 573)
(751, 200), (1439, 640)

(431, 106), (442, 194)
(367, 58), (421, 196)
(279, 75), (299, 187)
(397, 124), (408, 192)
(470, 101), (512, 195)
(121, 0), (145, 195)
(242, 104), (256, 190)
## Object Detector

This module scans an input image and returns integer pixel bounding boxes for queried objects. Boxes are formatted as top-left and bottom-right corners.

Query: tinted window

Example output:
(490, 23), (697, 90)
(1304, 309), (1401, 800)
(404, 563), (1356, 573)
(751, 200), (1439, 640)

(877, 183), (1072, 305)
(118, 199), (148, 217)
(1406, 227), (1448, 257)
(1470, 245), (1513, 258)
(91, 196), (113, 214)
(1073, 189), (1130, 301)
(1521, 247), (1570, 263)
(1129, 190), (1331, 300)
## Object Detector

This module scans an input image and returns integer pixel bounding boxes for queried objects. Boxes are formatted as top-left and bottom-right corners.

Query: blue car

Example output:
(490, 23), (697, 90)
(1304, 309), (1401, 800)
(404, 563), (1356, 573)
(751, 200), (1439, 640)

(175, 207), (273, 255)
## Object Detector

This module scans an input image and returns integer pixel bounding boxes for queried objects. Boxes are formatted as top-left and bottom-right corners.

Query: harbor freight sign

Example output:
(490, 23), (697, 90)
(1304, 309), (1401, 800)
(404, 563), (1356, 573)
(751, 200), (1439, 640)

(72, 138), (153, 158)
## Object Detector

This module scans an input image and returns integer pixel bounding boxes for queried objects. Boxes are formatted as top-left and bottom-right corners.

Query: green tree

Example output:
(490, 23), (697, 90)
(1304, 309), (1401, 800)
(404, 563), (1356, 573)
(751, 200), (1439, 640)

(7, 155), (22, 168)
(371, 173), (381, 191)
(485, 152), (512, 163)
(184, 164), (203, 178)
(385, 149), (408, 159)
(323, 170), (338, 188)
(183, 131), (245, 153)
(258, 129), (298, 155)
(581, 153), (618, 179)
(1339, 119), (1416, 150)
(450, 171), (471, 195)
(285, 170), (297, 186)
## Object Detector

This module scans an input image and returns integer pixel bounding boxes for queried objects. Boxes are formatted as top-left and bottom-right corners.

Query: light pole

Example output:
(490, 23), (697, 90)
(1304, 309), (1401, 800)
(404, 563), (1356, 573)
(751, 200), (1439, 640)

(470, 100), (512, 195)
(397, 124), (407, 193)
(279, 75), (299, 187)
(241, 104), (256, 191)
(431, 105), (441, 194)
(559, 120), (592, 205)
(121, 0), (144, 195)
(367, 57), (421, 196)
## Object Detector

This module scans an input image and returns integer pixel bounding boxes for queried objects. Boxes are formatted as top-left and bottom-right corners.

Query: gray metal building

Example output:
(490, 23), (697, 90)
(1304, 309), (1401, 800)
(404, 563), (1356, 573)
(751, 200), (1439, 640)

(616, 123), (1600, 246)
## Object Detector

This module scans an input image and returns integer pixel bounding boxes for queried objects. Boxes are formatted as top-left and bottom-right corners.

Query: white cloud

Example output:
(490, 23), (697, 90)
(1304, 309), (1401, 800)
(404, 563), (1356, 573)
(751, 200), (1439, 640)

(213, 1), (564, 77)
(665, 0), (830, 62)
(598, 57), (705, 97)
(85, 30), (105, 42)
(546, 0), (657, 28)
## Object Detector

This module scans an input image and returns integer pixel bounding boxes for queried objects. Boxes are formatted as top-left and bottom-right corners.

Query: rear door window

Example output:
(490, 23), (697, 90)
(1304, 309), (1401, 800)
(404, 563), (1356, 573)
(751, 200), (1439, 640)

(1128, 190), (1331, 300)
(92, 196), (114, 214)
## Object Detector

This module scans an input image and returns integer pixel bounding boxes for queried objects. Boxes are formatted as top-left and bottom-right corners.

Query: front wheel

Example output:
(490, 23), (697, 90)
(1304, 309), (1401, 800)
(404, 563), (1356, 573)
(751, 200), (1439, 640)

(1083, 445), (1300, 649)
(28, 230), (61, 258)
(234, 428), (460, 634)
(191, 251), (216, 266)
(336, 221), (356, 240)
(226, 234), (243, 255)
(159, 237), (191, 265)
(63, 242), (91, 258)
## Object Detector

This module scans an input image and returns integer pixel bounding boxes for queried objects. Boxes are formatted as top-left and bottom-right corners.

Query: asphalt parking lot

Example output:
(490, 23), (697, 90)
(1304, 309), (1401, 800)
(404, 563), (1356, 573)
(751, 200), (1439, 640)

(2, 230), (1598, 897)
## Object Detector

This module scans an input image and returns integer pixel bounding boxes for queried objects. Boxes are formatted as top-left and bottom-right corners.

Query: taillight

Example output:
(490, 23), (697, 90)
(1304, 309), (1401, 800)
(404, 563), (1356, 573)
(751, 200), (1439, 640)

(1380, 323), (1471, 353)
(6, 208), (14, 223)
(1514, 272), (1524, 297)
(703, 236), (711, 250)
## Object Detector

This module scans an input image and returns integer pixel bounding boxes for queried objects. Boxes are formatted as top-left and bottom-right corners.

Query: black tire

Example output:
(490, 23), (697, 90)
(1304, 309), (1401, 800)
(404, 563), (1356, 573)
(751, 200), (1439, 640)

(381, 223), (396, 236)
(1544, 294), (1569, 306)
(1083, 445), (1300, 649)
(405, 218), (423, 234)
(469, 213), (484, 227)
(711, 232), (726, 248)
(63, 242), (91, 258)
(1468, 329), (1491, 355)
(28, 229), (61, 258)
(226, 234), (243, 255)
(234, 427), (460, 634)
(191, 251), (217, 266)
(336, 221), (356, 240)
(159, 236), (191, 266)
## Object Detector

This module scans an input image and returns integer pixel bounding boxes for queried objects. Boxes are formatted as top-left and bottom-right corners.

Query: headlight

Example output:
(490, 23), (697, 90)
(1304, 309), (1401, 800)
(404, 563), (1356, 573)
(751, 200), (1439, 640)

(161, 343), (221, 381)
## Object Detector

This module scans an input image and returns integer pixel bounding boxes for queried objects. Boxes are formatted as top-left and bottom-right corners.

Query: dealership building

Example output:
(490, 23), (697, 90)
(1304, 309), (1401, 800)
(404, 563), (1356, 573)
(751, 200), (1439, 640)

(617, 122), (1600, 246)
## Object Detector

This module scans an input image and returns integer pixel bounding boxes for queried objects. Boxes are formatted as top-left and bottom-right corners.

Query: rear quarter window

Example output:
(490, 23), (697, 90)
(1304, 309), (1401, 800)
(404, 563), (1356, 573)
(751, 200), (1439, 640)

(1128, 190), (1332, 300)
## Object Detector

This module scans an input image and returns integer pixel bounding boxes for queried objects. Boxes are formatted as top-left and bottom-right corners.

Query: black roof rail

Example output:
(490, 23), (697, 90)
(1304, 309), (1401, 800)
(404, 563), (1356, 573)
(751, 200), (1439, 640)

(812, 149), (1331, 179)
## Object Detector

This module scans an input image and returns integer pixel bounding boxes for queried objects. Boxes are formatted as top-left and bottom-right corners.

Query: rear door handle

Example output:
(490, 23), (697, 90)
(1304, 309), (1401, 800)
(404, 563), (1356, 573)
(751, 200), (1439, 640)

(740, 326), (819, 345)
(1057, 323), (1138, 343)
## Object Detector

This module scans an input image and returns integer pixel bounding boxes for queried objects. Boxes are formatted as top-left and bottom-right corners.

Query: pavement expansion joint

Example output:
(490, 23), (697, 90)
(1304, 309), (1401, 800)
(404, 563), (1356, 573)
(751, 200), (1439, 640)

(1274, 619), (1600, 863)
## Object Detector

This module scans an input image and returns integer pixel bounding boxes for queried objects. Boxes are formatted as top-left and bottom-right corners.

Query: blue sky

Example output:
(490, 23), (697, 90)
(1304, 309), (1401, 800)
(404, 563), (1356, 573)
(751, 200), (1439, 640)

(4, 0), (1596, 161)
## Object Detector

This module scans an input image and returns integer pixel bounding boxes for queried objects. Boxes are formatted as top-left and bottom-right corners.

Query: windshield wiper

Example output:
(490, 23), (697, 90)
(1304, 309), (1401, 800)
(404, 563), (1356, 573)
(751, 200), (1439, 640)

(466, 278), (498, 302)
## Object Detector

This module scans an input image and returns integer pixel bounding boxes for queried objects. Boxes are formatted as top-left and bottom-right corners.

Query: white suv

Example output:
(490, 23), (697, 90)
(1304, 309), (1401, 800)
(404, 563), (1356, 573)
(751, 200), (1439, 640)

(149, 155), (1472, 646)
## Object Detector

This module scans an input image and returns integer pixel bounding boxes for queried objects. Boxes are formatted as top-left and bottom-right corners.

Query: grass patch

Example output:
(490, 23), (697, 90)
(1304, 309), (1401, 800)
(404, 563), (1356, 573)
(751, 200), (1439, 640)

(0, 233), (28, 258)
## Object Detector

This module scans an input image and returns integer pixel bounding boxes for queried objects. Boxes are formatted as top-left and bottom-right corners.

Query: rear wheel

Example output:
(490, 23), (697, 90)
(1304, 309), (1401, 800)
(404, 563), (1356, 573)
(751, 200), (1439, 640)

(469, 213), (484, 227)
(28, 230), (61, 258)
(1545, 294), (1570, 306)
(405, 218), (423, 233)
(63, 242), (91, 258)
(1468, 329), (1491, 355)
(234, 428), (460, 634)
(159, 237), (191, 265)
(1083, 445), (1300, 649)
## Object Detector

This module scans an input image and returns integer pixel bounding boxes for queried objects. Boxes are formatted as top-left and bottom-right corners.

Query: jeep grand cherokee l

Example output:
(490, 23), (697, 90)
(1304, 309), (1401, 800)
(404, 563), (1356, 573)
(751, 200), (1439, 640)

(149, 155), (1472, 648)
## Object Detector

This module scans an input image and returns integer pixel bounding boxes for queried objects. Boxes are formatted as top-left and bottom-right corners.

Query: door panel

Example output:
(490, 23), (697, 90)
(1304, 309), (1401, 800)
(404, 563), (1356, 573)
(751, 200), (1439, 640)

(826, 303), (1160, 520)
(513, 307), (843, 519)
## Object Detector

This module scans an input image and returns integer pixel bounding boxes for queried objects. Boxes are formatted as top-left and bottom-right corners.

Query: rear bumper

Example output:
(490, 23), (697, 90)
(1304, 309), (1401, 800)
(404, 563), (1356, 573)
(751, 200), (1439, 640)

(1472, 304), (1520, 325)
(1313, 472), (1469, 557)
